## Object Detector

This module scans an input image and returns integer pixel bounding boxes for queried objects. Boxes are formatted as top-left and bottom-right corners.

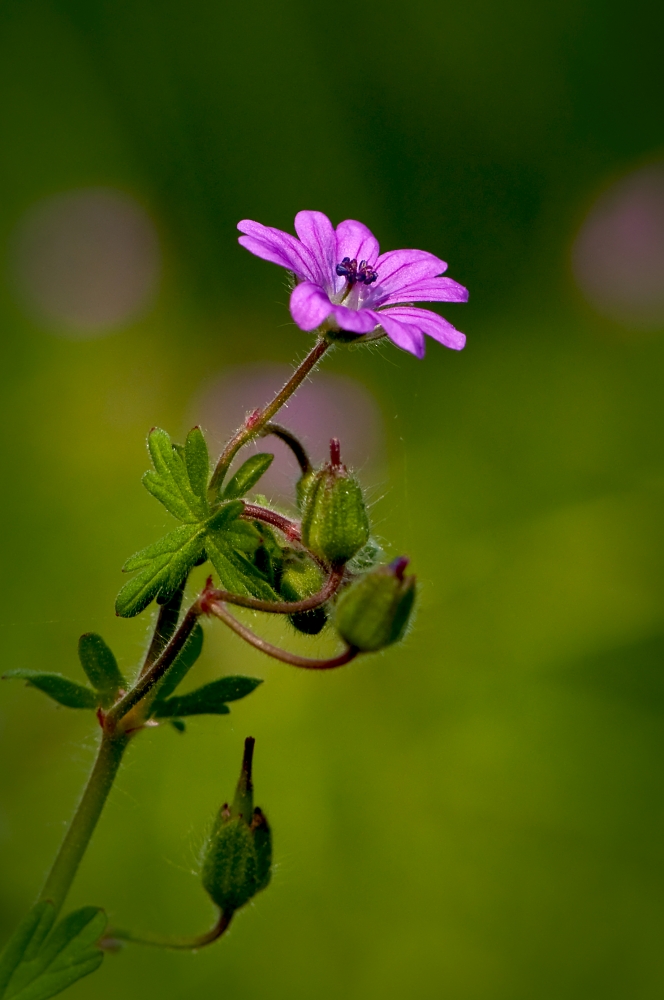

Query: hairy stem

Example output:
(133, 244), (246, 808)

(208, 337), (330, 497)
(104, 910), (232, 951)
(261, 423), (312, 474)
(39, 732), (129, 920)
(106, 604), (202, 727)
(205, 565), (343, 614)
(207, 601), (359, 669)
(140, 582), (186, 676)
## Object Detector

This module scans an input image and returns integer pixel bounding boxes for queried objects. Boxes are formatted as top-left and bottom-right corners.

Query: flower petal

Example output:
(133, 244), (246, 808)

(238, 219), (318, 282)
(289, 282), (333, 331)
(294, 211), (336, 288)
(335, 220), (380, 266)
(380, 306), (466, 351)
(377, 276), (469, 307)
(329, 303), (379, 334)
(373, 249), (447, 298)
(373, 311), (426, 358)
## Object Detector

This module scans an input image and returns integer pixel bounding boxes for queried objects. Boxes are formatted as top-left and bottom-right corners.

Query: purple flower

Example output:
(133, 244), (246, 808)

(237, 211), (468, 358)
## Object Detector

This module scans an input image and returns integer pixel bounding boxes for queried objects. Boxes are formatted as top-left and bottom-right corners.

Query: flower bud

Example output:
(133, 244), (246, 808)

(201, 738), (272, 916)
(279, 551), (327, 635)
(334, 557), (416, 652)
(300, 439), (370, 565)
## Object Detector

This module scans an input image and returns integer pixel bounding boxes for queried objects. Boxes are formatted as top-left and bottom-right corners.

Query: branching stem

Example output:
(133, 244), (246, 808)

(207, 601), (359, 669)
(204, 565), (343, 614)
(208, 337), (330, 497)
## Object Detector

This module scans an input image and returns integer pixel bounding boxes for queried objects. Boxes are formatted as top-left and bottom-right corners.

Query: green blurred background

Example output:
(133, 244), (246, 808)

(2, 1), (664, 997)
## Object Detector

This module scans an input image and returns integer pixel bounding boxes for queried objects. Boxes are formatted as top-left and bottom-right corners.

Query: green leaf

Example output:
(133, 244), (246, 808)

(154, 676), (262, 718)
(222, 453), (274, 500)
(153, 622), (204, 703)
(185, 427), (210, 500)
(2, 671), (97, 710)
(4, 908), (105, 1000)
(0, 903), (54, 999)
(116, 523), (206, 618)
(170, 719), (186, 733)
(142, 427), (208, 523)
(205, 533), (279, 601)
(77, 634), (125, 708)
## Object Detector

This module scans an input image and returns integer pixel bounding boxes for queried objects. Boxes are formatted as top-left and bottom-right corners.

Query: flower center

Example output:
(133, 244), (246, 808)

(335, 257), (378, 286)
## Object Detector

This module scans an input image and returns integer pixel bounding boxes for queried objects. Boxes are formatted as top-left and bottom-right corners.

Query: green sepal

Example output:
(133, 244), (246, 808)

(142, 427), (209, 523)
(221, 453), (274, 500)
(202, 818), (258, 913)
(279, 552), (327, 635)
(170, 719), (186, 733)
(184, 427), (210, 500)
(1, 906), (105, 1000)
(116, 523), (206, 618)
(252, 810), (272, 893)
(154, 676), (262, 718)
(152, 622), (204, 704)
(2, 671), (97, 710)
(77, 634), (125, 708)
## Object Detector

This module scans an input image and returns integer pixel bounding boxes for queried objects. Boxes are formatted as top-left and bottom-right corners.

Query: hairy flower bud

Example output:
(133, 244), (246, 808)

(279, 551), (327, 635)
(334, 557), (416, 652)
(202, 738), (272, 916)
(300, 439), (370, 565)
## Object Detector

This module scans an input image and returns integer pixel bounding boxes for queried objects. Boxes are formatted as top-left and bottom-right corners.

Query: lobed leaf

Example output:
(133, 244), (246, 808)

(185, 427), (210, 500)
(143, 427), (209, 522)
(154, 675), (262, 718)
(3, 907), (105, 1000)
(221, 453), (274, 500)
(116, 523), (206, 618)
(2, 671), (97, 710)
(205, 532), (279, 601)
(77, 634), (125, 708)
(0, 903), (54, 999)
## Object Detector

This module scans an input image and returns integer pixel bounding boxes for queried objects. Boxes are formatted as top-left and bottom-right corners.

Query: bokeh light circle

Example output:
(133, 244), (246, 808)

(572, 163), (664, 329)
(191, 364), (386, 507)
(10, 187), (161, 338)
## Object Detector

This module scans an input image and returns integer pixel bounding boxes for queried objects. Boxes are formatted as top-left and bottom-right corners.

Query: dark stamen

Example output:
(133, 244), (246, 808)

(336, 257), (378, 286)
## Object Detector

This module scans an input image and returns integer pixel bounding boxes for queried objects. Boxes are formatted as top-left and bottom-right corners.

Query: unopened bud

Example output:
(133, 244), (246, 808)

(300, 439), (370, 565)
(280, 551), (327, 635)
(334, 557), (416, 652)
(201, 738), (272, 916)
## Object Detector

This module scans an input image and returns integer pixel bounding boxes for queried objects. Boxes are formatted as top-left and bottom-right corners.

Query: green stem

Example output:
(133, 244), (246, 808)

(39, 733), (128, 920)
(106, 604), (202, 727)
(104, 911), (232, 951)
(208, 337), (330, 498)
(140, 582), (186, 676)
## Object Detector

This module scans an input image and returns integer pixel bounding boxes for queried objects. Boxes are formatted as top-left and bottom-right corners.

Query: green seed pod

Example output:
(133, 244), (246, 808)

(335, 557), (416, 652)
(279, 551), (327, 635)
(201, 738), (272, 916)
(300, 439), (370, 565)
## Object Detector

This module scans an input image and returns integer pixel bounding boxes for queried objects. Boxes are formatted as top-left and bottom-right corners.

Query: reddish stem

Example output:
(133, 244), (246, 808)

(207, 601), (359, 670)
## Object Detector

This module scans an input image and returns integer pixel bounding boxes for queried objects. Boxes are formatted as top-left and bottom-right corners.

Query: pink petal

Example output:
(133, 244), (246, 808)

(376, 276), (469, 307)
(381, 306), (466, 351)
(335, 220), (380, 266)
(329, 303), (379, 334)
(289, 282), (333, 331)
(294, 211), (336, 287)
(374, 249), (447, 295)
(374, 311), (426, 358)
(238, 219), (318, 282)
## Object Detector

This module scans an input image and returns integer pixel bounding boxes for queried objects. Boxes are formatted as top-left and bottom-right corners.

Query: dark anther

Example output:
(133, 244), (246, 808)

(336, 257), (378, 285)
(357, 260), (378, 285)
